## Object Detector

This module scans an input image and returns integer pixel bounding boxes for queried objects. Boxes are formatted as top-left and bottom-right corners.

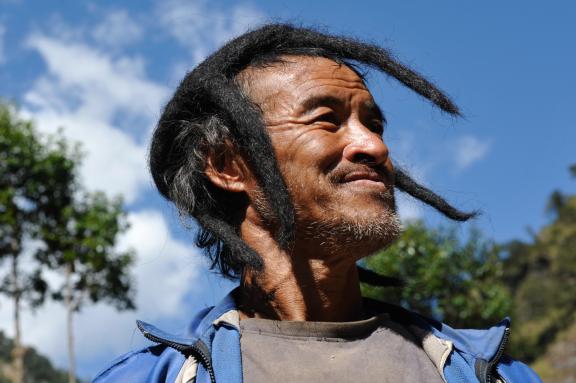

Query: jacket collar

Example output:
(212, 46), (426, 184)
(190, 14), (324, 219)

(137, 288), (509, 363)
(136, 289), (239, 351)
(428, 318), (510, 362)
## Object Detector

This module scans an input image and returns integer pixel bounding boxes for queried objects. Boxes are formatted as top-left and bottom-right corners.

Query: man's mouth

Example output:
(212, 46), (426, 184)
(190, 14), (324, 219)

(341, 171), (386, 183)
(337, 169), (394, 193)
(328, 164), (394, 191)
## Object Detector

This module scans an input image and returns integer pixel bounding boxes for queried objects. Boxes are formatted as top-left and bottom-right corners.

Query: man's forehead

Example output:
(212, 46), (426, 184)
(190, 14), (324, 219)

(237, 55), (371, 110)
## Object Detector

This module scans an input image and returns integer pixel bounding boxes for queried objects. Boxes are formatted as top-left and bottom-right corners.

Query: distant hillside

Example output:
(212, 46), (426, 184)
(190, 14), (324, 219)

(0, 331), (82, 383)
(532, 318), (576, 383)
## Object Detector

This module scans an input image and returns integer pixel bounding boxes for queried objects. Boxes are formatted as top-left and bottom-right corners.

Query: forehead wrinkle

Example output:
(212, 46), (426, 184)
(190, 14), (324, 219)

(261, 55), (368, 101)
(292, 68), (367, 94)
(295, 82), (369, 97)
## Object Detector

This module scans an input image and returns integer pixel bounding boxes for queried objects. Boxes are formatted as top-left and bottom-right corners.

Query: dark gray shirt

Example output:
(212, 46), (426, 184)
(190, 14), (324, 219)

(239, 313), (444, 383)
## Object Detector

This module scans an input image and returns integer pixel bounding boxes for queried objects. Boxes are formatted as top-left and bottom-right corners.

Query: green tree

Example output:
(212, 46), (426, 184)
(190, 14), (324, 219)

(37, 191), (134, 383)
(1, 103), (135, 383)
(502, 164), (576, 364)
(362, 221), (511, 329)
(0, 103), (75, 383)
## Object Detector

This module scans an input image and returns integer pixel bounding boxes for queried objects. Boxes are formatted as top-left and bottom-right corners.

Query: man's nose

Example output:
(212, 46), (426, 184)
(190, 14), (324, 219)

(342, 124), (389, 166)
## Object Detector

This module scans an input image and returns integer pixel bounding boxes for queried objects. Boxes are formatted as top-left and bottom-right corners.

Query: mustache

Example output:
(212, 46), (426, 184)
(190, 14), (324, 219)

(327, 163), (394, 186)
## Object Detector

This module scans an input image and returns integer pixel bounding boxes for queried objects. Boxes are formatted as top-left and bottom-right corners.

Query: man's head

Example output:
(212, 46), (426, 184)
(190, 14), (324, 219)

(149, 24), (476, 278)
(234, 56), (400, 257)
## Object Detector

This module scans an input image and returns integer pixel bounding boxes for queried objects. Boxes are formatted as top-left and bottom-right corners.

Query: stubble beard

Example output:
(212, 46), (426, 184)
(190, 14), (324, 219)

(303, 189), (402, 258)
(252, 187), (402, 259)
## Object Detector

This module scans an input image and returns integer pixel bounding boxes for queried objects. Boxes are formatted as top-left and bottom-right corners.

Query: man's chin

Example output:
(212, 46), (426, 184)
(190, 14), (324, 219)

(303, 208), (402, 258)
(342, 215), (401, 255)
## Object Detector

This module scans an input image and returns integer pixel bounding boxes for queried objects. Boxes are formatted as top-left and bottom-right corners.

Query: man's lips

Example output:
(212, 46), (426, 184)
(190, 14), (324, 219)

(337, 170), (394, 193)
(341, 171), (386, 183)
(328, 165), (394, 189)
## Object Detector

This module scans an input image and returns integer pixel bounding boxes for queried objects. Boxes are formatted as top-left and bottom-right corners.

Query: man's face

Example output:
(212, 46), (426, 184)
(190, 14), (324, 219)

(242, 56), (400, 257)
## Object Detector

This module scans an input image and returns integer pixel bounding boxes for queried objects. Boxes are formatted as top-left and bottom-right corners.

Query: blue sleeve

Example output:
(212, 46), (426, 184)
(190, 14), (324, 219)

(92, 344), (185, 383)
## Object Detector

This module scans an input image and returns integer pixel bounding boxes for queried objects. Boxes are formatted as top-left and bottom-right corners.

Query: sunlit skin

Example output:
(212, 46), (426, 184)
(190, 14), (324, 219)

(205, 56), (398, 322)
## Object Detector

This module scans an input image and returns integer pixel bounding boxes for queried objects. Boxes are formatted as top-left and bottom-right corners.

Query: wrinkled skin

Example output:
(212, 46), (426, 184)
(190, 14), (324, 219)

(206, 56), (400, 322)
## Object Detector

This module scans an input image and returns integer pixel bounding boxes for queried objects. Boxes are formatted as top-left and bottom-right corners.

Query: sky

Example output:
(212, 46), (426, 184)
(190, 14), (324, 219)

(0, 0), (574, 380)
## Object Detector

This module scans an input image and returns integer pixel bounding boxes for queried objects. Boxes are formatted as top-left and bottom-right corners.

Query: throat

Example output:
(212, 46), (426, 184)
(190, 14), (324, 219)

(238, 259), (365, 322)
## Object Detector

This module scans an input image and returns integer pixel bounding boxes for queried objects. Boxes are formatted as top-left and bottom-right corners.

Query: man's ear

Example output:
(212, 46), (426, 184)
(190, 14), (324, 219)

(204, 144), (251, 193)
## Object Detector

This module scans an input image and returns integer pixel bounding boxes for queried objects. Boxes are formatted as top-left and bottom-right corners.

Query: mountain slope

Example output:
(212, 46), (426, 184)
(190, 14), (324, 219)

(0, 331), (80, 383)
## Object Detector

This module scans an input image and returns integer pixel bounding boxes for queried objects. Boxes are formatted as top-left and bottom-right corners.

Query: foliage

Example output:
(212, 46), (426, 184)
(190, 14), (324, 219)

(362, 221), (511, 329)
(502, 164), (576, 363)
(37, 191), (135, 311)
(0, 102), (76, 308)
(0, 100), (135, 310)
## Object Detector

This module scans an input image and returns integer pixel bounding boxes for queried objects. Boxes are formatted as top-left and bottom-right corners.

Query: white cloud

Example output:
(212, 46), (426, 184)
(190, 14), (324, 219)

(0, 24), (5, 64)
(23, 35), (169, 203)
(0, 210), (204, 377)
(454, 135), (491, 170)
(26, 35), (165, 122)
(157, 0), (266, 63)
(118, 210), (201, 317)
(92, 10), (143, 48)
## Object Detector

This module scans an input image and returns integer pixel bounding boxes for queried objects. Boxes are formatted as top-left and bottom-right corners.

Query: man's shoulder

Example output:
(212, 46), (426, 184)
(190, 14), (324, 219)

(92, 341), (185, 382)
(92, 343), (185, 383)
(92, 305), (219, 383)
(366, 298), (542, 383)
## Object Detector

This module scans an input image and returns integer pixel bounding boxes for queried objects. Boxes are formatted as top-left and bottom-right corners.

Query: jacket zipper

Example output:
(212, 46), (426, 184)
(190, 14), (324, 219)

(137, 322), (216, 383)
(486, 327), (510, 383)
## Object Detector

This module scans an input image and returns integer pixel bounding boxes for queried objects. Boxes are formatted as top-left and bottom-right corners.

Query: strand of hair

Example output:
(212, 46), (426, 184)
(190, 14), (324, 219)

(196, 212), (264, 271)
(394, 168), (479, 221)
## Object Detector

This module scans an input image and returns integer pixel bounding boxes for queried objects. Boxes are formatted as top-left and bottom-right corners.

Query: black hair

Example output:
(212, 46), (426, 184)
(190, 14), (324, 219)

(149, 23), (477, 279)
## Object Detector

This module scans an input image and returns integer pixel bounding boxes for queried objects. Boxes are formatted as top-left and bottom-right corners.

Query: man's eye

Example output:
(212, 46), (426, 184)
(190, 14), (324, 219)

(370, 120), (384, 135)
(312, 113), (339, 126)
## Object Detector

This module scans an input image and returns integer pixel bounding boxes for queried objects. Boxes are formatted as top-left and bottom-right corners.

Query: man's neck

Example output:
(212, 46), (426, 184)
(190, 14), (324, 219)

(237, 218), (365, 322)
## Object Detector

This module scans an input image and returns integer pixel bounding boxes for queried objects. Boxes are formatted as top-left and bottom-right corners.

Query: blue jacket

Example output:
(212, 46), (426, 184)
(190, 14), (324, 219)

(93, 290), (542, 383)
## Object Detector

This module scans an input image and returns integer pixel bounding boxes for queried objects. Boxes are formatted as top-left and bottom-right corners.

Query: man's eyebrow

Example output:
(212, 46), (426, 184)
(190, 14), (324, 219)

(300, 95), (343, 114)
(300, 95), (387, 125)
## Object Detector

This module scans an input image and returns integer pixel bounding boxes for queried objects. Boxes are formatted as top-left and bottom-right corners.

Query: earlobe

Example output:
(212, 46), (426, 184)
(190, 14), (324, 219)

(204, 148), (248, 193)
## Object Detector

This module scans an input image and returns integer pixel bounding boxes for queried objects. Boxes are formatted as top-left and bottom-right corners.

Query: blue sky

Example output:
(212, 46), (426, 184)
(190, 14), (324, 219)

(0, 0), (574, 379)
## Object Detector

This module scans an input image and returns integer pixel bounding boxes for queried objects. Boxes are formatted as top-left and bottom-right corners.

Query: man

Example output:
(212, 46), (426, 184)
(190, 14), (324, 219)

(94, 24), (541, 382)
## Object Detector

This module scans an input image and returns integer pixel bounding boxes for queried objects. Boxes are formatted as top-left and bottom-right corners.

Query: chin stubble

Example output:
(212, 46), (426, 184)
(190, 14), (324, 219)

(304, 193), (402, 253)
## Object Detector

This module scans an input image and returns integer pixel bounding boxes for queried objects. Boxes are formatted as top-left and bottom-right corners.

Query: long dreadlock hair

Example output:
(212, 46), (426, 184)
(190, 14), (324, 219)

(149, 23), (478, 279)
